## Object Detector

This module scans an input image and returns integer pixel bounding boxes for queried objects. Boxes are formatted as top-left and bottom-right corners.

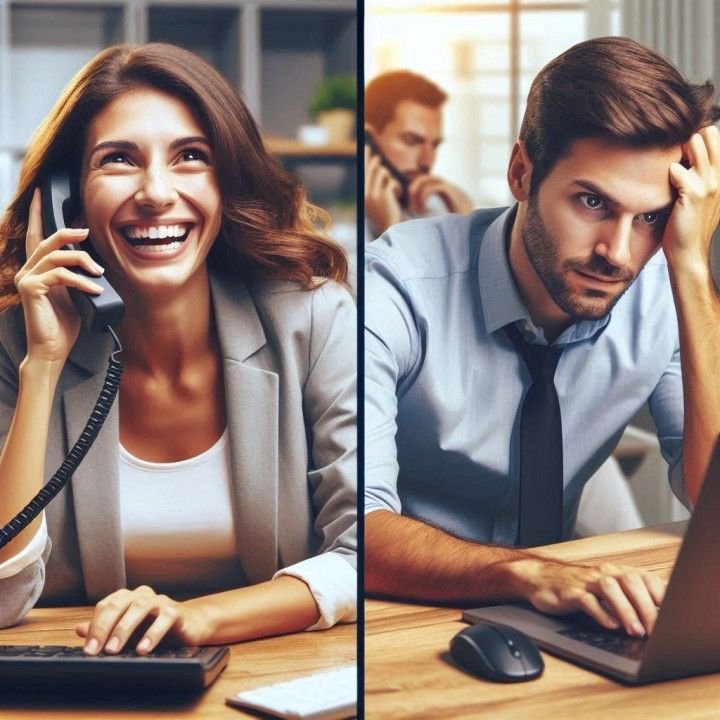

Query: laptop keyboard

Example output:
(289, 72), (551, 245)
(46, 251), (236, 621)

(557, 627), (647, 661)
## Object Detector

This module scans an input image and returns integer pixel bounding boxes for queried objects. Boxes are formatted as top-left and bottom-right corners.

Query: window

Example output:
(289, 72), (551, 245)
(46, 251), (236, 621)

(366, 1), (621, 205)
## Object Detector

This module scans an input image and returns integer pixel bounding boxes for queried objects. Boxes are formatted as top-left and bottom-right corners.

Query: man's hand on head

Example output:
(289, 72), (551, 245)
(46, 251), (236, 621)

(365, 145), (404, 236)
(407, 174), (474, 216)
(664, 125), (720, 270)
(660, 124), (720, 506)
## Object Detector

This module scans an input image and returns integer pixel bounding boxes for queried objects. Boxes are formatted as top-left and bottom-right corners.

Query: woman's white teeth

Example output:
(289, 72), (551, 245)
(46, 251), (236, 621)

(124, 224), (187, 240)
(132, 241), (183, 253)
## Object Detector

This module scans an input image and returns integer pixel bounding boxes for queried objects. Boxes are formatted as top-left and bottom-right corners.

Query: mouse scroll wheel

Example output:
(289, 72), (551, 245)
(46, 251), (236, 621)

(506, 639), (521, 658)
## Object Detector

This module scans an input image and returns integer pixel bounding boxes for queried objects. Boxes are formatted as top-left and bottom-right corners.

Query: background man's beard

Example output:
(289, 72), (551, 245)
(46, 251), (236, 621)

(521, 195), (636, 320)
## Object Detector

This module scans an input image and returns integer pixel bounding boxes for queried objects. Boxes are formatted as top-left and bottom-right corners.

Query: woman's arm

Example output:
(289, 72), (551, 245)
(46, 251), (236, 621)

(0, 355), (63, 564)
(75, 576), (321, 654)
(0, 190), (104, 566)
(77, 281), (358, 654)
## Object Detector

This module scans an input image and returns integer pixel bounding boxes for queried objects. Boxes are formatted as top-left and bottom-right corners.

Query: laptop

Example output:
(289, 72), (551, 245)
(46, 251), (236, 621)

(463, 439), (720, 685)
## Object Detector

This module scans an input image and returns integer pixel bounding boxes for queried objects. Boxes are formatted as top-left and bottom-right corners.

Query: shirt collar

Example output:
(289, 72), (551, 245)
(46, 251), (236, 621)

(476, 205), (610, 345)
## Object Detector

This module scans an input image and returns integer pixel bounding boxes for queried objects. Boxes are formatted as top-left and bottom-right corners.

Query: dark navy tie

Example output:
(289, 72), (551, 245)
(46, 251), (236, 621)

(505, 323), (564, 547)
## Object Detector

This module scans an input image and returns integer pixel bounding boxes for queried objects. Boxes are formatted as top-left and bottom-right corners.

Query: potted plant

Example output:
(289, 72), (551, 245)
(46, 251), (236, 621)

(308, 74), (356, 143)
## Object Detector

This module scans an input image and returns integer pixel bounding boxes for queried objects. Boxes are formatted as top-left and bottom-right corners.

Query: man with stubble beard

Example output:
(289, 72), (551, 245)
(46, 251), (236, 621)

(365, 37), (720, 639)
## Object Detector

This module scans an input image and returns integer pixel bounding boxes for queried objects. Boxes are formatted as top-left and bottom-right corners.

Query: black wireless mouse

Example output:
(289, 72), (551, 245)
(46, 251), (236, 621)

(449, 623), (544, 682)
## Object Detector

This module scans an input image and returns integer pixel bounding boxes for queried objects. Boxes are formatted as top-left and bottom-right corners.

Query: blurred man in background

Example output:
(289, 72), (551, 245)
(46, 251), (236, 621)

(364, 70), (474, 239)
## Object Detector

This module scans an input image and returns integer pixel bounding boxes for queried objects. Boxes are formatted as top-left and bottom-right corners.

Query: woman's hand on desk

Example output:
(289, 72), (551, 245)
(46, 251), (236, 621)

(76, 576), (322, 654)
(76, 585), (209, 656)
(507, 559), (666, 638)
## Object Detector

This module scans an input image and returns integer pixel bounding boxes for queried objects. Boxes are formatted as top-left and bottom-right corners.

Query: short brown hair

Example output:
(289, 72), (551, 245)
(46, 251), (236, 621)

(0, 43), (347, 310)
(365, 70), (447, 131)
(520, 36), (720, 193)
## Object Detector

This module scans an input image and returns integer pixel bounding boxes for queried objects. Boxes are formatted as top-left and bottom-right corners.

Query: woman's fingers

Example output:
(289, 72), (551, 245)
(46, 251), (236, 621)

(133, 603), (183, 655)
(16, 247), (104, 300)
(17, 266), (104, 297)
(83, 589), (134, 654)
(23, 228), (90, 271)
(79, 587), (188, 656)
(25, 189), (45, 257)
(103, 595), (179, 655)
(28, 249), (104, 279)
(82, 586), (155, 655)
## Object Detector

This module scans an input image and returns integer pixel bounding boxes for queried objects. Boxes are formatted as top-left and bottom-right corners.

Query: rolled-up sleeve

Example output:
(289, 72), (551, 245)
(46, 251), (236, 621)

(274, 552), (356, 629)
(0, 514), (48, 579)
(647, 343), (688, 508)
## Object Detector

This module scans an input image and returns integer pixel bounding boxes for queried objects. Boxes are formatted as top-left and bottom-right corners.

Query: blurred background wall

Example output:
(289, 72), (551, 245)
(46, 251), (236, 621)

(366, 0), (719, 209)
(0, 0), (357, 278)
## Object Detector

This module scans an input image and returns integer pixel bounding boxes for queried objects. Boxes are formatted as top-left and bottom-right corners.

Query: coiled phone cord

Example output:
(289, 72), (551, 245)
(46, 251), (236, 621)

(0, 327), (124, 549)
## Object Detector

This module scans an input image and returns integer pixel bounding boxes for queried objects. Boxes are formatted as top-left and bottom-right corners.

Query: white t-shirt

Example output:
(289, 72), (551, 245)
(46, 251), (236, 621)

(0, 433), (355, 630)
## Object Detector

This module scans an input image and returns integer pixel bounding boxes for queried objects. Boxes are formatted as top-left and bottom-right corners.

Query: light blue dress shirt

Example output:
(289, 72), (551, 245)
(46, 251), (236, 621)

(365, 206), (686, 545)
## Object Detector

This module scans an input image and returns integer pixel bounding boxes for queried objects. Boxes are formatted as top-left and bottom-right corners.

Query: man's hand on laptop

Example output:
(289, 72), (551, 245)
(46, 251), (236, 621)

(506, 559), (666, 637)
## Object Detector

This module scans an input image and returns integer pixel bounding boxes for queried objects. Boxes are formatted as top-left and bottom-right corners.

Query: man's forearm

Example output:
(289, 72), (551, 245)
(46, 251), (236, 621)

(365, 509), (543, 602)
(668, 260), (720, 504)
(662, 126), (720, 505)
(364, 509), (667, 636)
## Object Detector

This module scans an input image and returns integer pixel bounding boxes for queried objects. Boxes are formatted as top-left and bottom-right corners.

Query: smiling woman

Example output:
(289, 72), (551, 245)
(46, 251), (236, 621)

(82, 88), (223, 298)
(0, 43), (356, 654)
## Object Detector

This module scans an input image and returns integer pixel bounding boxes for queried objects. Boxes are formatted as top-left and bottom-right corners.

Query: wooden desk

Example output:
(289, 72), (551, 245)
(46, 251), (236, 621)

(0, 608), (355, 718)
(366, 522), (720, 719)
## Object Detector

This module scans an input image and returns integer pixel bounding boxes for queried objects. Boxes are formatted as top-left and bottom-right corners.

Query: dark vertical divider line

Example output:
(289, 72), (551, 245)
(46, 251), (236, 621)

(356, 0), (366, 716)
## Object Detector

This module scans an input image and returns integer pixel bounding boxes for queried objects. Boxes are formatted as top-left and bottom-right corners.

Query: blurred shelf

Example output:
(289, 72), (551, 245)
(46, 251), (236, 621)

(0, 1), (356, 210)
(264, 135), (356, 162)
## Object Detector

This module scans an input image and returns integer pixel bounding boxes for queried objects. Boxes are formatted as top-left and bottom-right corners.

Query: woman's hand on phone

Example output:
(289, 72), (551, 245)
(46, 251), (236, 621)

(14, 188), (104, 365)
(76, 585), (210, 655)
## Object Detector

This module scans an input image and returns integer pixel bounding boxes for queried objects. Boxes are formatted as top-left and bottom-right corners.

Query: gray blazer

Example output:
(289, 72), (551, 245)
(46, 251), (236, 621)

(0, 271), (357, 627)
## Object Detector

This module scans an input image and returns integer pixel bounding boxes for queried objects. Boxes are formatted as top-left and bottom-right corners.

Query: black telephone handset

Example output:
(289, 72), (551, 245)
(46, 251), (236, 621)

(0, 175), (125, 550)
(365, 130), (410, 208)
(39, 172), (125, 332)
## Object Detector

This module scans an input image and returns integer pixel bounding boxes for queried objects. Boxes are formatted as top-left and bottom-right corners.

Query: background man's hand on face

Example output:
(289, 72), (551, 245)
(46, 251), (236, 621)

(365, 145), (404, 236)
(407, 174), (474, 216)
(664, 125), (720, 268)
(365, 97), (474, 232)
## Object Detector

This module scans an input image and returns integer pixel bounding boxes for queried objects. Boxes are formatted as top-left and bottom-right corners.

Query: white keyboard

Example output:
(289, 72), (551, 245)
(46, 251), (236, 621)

(226, 665), (357, 720)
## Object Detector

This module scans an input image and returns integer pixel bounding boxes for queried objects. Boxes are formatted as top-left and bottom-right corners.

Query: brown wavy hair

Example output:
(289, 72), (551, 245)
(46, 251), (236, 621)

(521, 37), (720, 194)
(0, 43), (348, 310)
